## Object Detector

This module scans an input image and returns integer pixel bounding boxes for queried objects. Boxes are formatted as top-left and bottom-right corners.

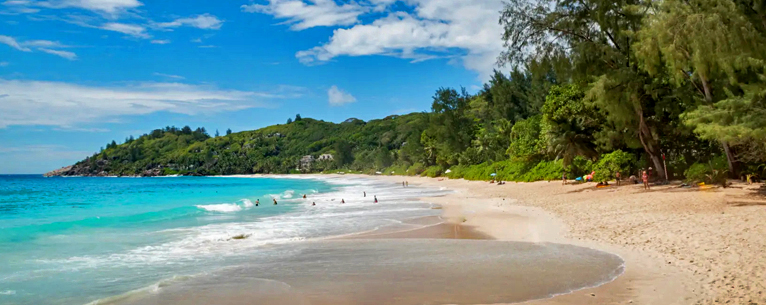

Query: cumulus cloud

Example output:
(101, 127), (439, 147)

(0, 79), (292, 128)
(327, 85), (355, 106)
(155, 14), (223, 30)
(250, 0), (506, 80)
(242, 0), (366, 30)
(38, 48), (77, 60)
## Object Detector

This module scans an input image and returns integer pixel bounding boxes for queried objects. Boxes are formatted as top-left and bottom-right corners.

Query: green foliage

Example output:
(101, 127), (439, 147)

(592, 150), (635, 182)
(407, 163), (426, 176)
(423, 166), (444, 178)
(684, 156), (729, 185)
(541, 85), (602, 166)
(507, 115), (542, 160)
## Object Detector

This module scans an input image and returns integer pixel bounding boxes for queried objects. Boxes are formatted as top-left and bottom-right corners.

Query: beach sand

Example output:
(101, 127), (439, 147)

(361, 175), (766, 304)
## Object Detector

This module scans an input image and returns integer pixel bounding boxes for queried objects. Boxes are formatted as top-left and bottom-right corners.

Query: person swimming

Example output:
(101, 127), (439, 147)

(303, 194), (306, 199)
(341, 199), (345, 204)
(273, 198), (278, 205)
(255, 199), (259, 207)
(374, 195), (378, 203)
(312, 202), (316, 206)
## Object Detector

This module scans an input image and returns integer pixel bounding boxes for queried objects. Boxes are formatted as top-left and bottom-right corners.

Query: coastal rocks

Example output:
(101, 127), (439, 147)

(43, 166), (73, 177)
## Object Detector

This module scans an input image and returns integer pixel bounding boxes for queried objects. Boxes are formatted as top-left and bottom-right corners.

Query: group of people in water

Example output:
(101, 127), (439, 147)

(251, 190), (382, 208)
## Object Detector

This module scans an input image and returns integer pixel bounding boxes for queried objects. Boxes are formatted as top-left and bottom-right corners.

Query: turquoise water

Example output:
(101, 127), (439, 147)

(0, 175), (444, 305)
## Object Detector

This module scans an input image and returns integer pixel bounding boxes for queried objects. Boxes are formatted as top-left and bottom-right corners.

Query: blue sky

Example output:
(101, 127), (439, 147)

(0, 0), (507, 174)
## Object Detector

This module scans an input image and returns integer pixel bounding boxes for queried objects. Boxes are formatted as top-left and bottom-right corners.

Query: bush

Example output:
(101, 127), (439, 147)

(407, 163), (426, 176)
(384, 164), (409, 176)
(445, 165), (467, 179)
(519, 160), (564, 182)
(592, 150), (635, 182)
(423, 166), (444, 177)
(684, 156), (729, 185)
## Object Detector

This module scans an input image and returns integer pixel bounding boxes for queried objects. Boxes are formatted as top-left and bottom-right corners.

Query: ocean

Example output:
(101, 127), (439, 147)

(0, 175), (447, 305)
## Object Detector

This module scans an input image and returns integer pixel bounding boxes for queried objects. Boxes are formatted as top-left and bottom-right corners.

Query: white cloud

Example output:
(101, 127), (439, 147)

(0, 35), (77, 60)
(6, 0), (143, 15)
(153, 72), (184, 79)
(327, 85), (355, 106)
(101, 22), (149, 38)
(150, 39), (170, 44)
(0, 35), (31, 51)
(190, 38), (202, 43)
(38, 48), (77, 60)
(250, 0), (506, 80)
(242, 0), (366, 30)
(0, 79), (286, 128)
(156, 14), (223, 30)
(0, 61), (8, 67)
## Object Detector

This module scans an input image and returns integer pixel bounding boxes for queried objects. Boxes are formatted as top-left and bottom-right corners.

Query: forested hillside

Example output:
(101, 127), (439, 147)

(52, 0), (766, 183)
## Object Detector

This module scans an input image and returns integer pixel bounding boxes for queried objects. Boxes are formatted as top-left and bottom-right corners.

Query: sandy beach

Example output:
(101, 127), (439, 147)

(354, 174), (766, 304)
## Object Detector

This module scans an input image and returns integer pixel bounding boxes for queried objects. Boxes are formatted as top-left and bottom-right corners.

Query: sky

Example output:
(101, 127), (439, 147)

(0, 0), (509, 174)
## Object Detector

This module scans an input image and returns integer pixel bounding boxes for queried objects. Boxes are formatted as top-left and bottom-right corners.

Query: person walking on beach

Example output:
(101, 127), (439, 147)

(273, 198), (278, 205)
(642, 171), (650, 190)
(615, 171), (621, 186)
(562, 171), (567, 185)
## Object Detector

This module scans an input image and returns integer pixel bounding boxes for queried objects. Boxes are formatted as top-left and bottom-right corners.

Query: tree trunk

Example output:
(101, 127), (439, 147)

(720, 140), (737, 177)
(700, 75), (737, 177)
(636, 107), (667, 180)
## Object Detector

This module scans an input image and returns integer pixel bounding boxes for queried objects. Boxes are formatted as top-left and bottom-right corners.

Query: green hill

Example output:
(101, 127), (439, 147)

(52, 114), (430, 176)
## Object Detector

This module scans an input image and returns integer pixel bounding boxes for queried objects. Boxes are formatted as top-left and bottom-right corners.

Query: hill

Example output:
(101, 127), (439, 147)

(47, 113), (430, 177)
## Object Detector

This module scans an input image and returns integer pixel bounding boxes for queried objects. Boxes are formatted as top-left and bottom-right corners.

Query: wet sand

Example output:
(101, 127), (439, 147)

(118, 238), (623, 305)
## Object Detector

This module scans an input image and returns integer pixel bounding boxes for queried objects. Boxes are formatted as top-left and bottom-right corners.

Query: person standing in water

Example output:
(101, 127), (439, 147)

(312, 202), (316, 206)
(402, 181), (405, 187)
(363, 191), (366, 197)
(405, 181), (408, 187)
(273, 198), (278, 205)
(303, 194), (306, 199)
(255, 199), (259, 207)
(341, 199), (345, 204)
(374, 195), (378, 203)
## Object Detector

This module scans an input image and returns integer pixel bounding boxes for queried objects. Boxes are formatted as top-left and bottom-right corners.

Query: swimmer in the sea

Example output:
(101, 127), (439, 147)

(255, 199), (259, 206)
(312, 202), (316, 206)
(273, 198), (278, 205)
(341, 199), (345, 204)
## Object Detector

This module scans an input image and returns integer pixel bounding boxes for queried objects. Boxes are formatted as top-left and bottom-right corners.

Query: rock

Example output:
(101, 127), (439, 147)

(43, 166), (73, 177)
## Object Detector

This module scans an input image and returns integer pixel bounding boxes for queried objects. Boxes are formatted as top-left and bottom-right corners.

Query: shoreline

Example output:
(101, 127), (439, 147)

(337, 174), (765, 304)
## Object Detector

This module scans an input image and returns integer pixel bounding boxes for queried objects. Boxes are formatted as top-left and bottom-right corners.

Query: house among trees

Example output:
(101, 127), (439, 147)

(297, 155), (315, 172)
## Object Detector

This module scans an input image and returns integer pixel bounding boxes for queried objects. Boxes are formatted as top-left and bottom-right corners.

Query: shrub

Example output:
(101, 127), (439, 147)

(684, 156), (729, 185)
(592, 150), (635, 182)
(520, 160), (564, 182)
(407, 163), (426, 176)
(423, 166), (444, 177)
(384, 164), (409, 176)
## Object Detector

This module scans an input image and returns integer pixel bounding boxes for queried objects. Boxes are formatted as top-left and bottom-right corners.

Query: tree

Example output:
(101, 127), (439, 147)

(287, 118), (293, 124)
(215, 129), (220, 137)
(499, 0), (671, 179)
(541, 85), (603, 166)
(295, 114), (302, 121)
(334, 139), (354, 168)
(226, 128), (232, 136)
(635, 0), (766, 176)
